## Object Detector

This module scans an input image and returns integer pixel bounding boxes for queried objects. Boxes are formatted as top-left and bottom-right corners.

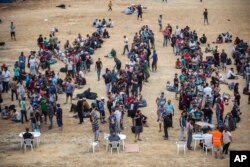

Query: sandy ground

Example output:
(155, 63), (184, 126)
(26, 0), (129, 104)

(0, 0), (250, 166)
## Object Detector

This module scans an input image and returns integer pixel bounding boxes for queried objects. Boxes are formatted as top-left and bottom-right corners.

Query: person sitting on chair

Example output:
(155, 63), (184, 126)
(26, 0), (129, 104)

(108, 132), (120, 142)
(23, 128), (34, 144)
(200, 34), (207, 44)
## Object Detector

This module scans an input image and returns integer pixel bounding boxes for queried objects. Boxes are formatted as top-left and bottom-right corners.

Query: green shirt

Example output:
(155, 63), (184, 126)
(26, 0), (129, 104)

(41, 99), (47, 111)
(20, 100), (26, 111)
(13, 67), (20, 77)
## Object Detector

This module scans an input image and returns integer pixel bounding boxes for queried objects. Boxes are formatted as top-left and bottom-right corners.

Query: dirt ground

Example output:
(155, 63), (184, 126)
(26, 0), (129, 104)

(0, 0), (250, 167)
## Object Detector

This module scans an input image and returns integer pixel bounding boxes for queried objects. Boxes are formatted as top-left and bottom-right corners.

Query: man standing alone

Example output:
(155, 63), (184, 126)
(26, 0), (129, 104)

(122, 36), (129, 55)
(10, 22), (16, 40)
(203, 9), (209, 25)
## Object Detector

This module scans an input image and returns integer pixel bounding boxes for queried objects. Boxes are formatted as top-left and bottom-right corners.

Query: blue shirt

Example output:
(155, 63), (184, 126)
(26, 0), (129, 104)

(152, 53), (158, 62)
(164, 103), (174, 114)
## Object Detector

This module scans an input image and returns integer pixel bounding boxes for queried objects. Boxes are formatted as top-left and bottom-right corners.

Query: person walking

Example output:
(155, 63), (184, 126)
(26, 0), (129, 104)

(20, 97), (28, 123)
(162, 26), (170, 47)
(108, 1), (112, 11)
(179, 111), (187, 141)
(158, 15), (163, 32)
(186, 119), (194, 150)
(203, 9), (209, 25)
(122, 35), (129, 55)
(162, 109), (172, 140)
(95, 58), (103, 81)
(9, 22), (16, 40)
(164, 100), (174, 127)
(137, 5), (143, 21)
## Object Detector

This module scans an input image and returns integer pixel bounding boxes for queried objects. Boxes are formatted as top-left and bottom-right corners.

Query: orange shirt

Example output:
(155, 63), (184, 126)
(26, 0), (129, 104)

(212, 130), (222, 146)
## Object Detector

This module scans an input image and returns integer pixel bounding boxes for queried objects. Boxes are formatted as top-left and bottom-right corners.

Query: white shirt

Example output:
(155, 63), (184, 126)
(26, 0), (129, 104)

(226, 70), (235, 78)
(114, 110), (122, 122)
(203, 86), (212, 97)
(79, 71), (85, 78)
(2, 70), (10, 82)
(223, 131), (231, 144)
(124, 38), (128, 46)
(176, 28), (181, 36)
(9, 24), (15, 32)
(67, 61), (73, 70)
(29, 58), (36, 67)
(203, 133), (212, 146)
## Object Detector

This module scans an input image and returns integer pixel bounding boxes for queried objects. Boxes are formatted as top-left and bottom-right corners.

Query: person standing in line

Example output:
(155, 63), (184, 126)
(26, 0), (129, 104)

(91, 103), (100, 142)
(108, 1), (112, 11)
(186, 119), (194, 150)
(9, 22), (16, 40)
(203, 9), (209, 25)
(122, 35), (129, 55)
(2, 67), (11, 93)
(95, 58), (103, 81)
(212, 127), (224, 159)
(47, 100), (55, 129)
(158, 15), (163, 32)
(179, 111), (187, 141)
(20, 97), (28, 124)
(65, 79), (74, 104)
(151, 50), (158, 72)
(56, 104), (63, 131)
(222, 128), (232, 155)
(76, 98), (84, 124)
(133, 110), (144, 142)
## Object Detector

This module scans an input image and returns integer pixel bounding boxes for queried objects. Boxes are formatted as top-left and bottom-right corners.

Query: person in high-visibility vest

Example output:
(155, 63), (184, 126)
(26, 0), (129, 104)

(212, 127), (224, 159)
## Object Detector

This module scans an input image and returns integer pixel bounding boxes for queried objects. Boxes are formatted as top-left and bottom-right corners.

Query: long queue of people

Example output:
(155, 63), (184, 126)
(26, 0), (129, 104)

(157, 24), (249, 156)
(72, 25), (155, 142)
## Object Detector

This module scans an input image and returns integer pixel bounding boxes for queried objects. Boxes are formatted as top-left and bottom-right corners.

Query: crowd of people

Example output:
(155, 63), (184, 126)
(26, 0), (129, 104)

(158, 23), (249, 156)
(0, 1), (249, 160)
(73, 25), (155, 142)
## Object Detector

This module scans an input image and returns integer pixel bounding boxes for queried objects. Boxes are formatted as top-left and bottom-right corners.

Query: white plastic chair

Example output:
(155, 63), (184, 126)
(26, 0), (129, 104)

(88, 139), (99, 153)
(109, 141), (120, 154)
(203, 143), (213, 156)
(175, 141), (186, 155)
(23, 139), (33, 152)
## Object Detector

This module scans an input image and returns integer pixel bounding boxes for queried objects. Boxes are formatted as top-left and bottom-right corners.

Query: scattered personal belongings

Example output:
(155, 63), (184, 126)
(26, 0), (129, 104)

(56, 4), (66, 9)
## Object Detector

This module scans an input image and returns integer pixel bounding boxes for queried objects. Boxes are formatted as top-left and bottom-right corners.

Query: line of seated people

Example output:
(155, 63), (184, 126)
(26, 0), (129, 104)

(92, 18), (114, 28)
